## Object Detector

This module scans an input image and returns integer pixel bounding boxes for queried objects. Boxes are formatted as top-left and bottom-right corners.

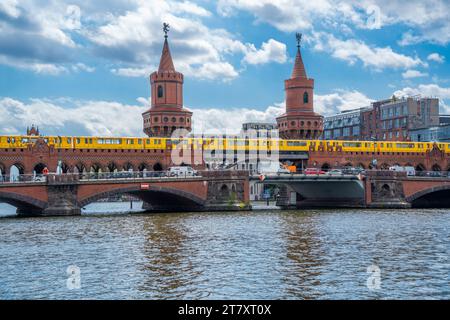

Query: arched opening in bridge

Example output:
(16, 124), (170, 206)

(321, 163), (331, 171)
(60, 162), (70, 173)
(33, 163), (47, 175)
(90, 163), (103, 173)
(380, 163), (390, 170)
(107, 162), (118, 173)
(75, 163), (86, 174)
(432, 164), (441, 172)
(382, 184), (390, 192)
(153, 163), (163, 171)
(415, 164), (426, 172)
(123, 162), (134, 172)
(0, 163), (5, 182)
(138, 163), (149, 172)
(9, 164), (24, 181)
(220, 184), (230, 199)
(411, 187), (450, 208)
(0, 191), (46, 216)
(81, 187), (205, 214)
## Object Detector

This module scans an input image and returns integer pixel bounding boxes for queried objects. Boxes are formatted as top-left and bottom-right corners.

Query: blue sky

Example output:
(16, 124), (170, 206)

(0, 0), (449, 136)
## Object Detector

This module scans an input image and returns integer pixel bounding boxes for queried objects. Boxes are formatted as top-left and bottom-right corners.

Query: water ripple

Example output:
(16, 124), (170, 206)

(0, 205), (449, 299)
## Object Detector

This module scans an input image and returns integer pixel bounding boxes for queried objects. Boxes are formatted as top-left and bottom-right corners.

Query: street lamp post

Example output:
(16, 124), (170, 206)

(371, 136), (377, 170)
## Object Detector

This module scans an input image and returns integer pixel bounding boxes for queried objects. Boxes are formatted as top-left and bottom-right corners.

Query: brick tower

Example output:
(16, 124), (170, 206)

(277, 33), (323, 139)
(143, 23), (192, 137)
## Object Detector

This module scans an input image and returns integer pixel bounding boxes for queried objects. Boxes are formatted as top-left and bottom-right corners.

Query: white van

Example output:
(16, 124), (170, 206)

(258, 161), (290, 174)
(389, 165), (415, 176)
(168, 166), (197, 177)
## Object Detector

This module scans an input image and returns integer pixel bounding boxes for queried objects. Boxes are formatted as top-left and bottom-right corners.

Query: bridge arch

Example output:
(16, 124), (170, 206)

(89, 163), (104, 173)
(60, 162), (71, 173)
(138, 163), (150, 172)
(79, 185), (205, 211)
(33, 163), (47, 174)
(107, 161), (119, 173)
(123, 162), (135, 172)
(415, 163), (426, 172)
(407, 185), (450, 208)
(431, 164), (442, 172)
(153, 162), (163, 171)
(74, 162), (87, 174)
(321, 163), (331, 171)
(0, 191), (46, 214)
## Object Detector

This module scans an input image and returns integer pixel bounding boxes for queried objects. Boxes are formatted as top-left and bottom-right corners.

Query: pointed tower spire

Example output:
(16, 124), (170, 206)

(158, 23), (176, 73)
(291, 33), (307, 79)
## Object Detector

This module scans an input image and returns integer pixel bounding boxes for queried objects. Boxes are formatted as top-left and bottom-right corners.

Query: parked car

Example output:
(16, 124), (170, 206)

(342, 167), (365, 175)
(168, 166), (197, 177)
(304, 168), (326, 175)
(327, 169), (343, 176)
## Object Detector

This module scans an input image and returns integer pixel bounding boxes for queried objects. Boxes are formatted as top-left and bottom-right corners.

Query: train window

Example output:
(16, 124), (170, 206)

(343, 142), (362, 148)
(67, 138), (72, 144)
(85, 138), (89, 144)
(287, 141), (307, 146)
(146, 139), (150, 144)
(138, 139), (142, 144)
(76, 138), (80, 144)
(396, 143), (414, 148)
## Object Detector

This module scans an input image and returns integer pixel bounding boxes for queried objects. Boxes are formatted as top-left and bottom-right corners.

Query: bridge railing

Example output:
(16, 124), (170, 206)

(0, 174), (47, 184)
(1, 169), (251, 185)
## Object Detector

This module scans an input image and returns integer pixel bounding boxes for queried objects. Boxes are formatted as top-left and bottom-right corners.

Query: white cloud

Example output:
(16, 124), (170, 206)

(218, 0), (450, 45)
(111, 67), (153, 78)
(83, 0), (285, 81)
(0, 97), (148, 136)
(0, 89), (373, 136)
(311, 32), (425, 70)
(393, 83), (450, 113)
(314, 90), (374, 115)
(0, 0), (20, 18)
(402, 69), (428, 79)
(72, 63), (95, 73)
(427, 53), (445, 63)
(242, 39), (287, 65)
(394, 84), (450, 99)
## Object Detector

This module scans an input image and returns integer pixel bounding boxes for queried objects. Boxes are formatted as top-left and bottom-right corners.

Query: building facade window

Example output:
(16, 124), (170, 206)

(157, 85), (164, 98)
(303, 92), (309, 104)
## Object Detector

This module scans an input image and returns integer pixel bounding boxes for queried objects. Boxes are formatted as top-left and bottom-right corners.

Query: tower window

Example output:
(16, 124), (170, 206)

(303, 91), (309, 104)
(157, 85), (164, 98)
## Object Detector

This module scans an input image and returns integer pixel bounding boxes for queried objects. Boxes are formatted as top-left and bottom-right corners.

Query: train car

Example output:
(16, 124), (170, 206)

(2, 134), (450, 155)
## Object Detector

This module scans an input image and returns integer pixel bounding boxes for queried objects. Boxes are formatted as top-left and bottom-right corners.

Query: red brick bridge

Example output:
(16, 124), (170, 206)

(259, 171), (450, 209)
(0, 171), (250, 216)
(364, 171), (450, 208)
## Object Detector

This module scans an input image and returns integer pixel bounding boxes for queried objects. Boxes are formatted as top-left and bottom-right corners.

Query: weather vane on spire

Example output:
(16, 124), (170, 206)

(296, 32), (302, 48)
(163, 22), (170, 39)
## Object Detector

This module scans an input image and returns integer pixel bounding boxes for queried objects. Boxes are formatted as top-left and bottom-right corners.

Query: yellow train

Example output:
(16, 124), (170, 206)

(0, 135), (448, 154)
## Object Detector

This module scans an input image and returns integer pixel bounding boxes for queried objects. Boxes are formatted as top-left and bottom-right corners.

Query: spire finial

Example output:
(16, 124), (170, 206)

(163, 22), (170, 39)
(296, 32), (302, 49)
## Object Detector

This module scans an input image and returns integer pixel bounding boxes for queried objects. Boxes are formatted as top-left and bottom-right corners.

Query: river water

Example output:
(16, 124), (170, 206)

(0, 203), (449, 299)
